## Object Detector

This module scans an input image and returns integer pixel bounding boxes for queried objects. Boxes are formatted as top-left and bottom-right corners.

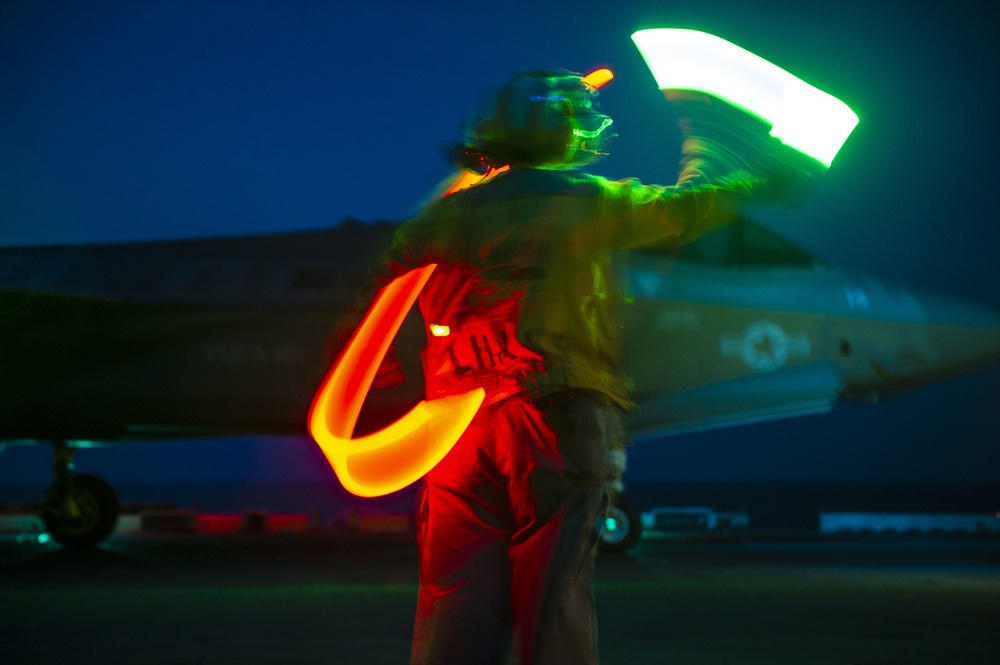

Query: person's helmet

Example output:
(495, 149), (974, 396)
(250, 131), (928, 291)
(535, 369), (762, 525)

(457, 70), (614, 171)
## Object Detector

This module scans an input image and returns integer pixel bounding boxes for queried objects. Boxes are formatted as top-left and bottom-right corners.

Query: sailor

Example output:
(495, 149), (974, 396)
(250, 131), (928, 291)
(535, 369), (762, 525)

(362, 69), (806, 665)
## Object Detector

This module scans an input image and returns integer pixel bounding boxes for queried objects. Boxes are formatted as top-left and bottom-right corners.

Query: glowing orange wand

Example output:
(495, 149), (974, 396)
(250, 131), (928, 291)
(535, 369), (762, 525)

(308, 264), (485, 497)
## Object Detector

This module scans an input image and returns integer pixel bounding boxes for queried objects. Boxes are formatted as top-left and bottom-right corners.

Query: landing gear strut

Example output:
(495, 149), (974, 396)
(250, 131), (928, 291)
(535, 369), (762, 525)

(39, 441), (119, 548)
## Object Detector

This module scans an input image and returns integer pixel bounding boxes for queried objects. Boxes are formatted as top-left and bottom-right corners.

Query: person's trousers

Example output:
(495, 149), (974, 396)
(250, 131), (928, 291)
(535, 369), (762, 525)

(410, 390), (622, 665)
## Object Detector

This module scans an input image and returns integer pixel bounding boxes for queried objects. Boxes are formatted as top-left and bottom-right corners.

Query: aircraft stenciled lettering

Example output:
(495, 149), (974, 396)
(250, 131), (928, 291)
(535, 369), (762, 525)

(720, 320), (811, 372)
(845, 287), (870, 310)
(203, 343), (305, 366)
(656, 309), (701, 330)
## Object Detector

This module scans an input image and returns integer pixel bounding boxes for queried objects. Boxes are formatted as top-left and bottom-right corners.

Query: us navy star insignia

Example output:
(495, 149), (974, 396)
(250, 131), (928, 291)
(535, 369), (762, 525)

(720, 320), (810, 372)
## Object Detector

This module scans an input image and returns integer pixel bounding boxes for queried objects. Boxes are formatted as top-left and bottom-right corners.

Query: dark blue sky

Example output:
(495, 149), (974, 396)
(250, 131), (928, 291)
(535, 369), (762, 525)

(2, 0), (998, 488)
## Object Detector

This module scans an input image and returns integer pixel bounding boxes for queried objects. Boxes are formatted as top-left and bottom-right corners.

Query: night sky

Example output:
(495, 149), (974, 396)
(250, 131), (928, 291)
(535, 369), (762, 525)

(2, 0), (998, 492)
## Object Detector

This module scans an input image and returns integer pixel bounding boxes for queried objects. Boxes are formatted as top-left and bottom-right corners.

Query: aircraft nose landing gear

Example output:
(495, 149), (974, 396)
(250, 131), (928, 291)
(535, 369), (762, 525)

(596, 493), (643, 554)
(39, 441), (120, 548)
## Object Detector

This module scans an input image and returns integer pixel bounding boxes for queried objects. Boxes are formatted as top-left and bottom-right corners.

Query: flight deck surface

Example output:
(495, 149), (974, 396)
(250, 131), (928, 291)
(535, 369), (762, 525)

(2, 530), (997, 664)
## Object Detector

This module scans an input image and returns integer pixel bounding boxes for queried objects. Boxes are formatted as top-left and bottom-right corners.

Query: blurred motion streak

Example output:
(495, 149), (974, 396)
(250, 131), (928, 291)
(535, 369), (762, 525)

(307, 264), (484, 497)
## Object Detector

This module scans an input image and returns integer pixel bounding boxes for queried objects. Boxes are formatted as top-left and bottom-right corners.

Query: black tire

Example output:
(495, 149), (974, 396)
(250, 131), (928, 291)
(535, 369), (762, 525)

(41, 473), (120, 548)
(596, 493), (643, 553)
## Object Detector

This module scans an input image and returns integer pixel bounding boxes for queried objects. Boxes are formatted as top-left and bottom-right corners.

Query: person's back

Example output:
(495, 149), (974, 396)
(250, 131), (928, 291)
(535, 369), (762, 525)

(383, 69), (801, 665)
(393, 164), (753, 413)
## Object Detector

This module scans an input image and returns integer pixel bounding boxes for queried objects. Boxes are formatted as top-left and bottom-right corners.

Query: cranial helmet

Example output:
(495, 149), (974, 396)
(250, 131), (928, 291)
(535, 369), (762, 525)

(458, 70), (614, 171)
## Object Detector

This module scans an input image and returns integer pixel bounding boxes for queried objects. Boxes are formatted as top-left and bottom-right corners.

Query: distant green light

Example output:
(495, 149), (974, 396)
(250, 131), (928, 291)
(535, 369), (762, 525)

(632, 29), (859, 167)
(37, 533), (51, 545)
(604, 517), (619, 532)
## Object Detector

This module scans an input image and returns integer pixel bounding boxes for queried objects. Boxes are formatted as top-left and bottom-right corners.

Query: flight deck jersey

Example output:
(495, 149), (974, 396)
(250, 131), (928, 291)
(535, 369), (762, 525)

(383, 167), (752, 410)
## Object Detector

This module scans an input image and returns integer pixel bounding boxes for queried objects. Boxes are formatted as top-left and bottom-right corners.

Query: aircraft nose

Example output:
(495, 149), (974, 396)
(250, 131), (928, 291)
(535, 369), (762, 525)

(917, 293), (1000, 373)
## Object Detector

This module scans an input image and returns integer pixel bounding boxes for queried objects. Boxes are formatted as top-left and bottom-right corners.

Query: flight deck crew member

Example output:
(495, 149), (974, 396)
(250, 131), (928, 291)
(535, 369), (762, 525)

(359, 70), (806, 665)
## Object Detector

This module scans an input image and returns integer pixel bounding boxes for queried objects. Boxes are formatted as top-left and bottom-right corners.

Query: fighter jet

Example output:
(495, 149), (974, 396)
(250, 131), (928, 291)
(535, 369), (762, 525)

(2, 217), (999, 548)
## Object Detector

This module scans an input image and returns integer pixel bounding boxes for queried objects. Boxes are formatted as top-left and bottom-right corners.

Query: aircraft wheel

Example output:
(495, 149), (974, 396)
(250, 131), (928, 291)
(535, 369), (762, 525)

(596, 493), (643, 554)
(41, 473), (120, 548)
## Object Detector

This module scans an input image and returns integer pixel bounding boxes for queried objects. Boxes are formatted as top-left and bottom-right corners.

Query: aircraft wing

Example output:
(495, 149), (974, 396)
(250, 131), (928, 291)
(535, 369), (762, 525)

(0, 222), (413, 442)
(628, 360), (842, 439)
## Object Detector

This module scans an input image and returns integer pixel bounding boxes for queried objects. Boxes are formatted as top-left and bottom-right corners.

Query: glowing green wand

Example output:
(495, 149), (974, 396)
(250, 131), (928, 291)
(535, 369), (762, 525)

(632, 29), (858, 167)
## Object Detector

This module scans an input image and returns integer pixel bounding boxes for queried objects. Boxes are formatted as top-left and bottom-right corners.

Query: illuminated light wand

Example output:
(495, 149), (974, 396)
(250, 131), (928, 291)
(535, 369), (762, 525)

(308, 264), (485, 497)
(631, 29), (858, 167)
